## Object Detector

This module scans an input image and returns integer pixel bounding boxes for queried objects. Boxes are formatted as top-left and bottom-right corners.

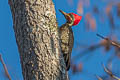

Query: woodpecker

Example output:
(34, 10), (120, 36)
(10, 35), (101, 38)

(59, 10), (82, 70)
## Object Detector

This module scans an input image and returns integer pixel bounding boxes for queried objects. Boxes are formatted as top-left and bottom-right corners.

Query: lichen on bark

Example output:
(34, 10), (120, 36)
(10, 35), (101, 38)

(9, 0), (68, 80)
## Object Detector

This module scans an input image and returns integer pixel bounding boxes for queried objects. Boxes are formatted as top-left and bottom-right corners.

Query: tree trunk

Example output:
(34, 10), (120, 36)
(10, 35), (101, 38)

(8, 0), (68, 80)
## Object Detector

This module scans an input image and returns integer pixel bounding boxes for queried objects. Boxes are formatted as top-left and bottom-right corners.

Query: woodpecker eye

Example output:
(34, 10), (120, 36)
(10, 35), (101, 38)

(66, 14), (73, 22)
(67, 17), (72, 22)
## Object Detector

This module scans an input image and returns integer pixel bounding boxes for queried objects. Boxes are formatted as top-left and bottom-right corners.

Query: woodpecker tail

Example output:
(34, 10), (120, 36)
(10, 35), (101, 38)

(63, 54), (71, 70)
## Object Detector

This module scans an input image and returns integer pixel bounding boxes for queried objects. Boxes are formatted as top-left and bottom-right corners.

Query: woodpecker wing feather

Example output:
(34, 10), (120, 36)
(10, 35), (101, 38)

(60, 24), (74, 70)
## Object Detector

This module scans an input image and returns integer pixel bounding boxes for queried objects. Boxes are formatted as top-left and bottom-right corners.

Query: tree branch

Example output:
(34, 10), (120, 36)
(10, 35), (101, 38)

(0, 54), (11, 80)
(96, 34), (120, 48)
(95, 75), (103, 80)
(102, 63), (120, 80)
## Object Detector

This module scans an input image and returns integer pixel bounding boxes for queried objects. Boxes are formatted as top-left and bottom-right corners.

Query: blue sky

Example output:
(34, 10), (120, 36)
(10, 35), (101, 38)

(0, 0), (120, 80)
(54, 0), (112, 79)
(0, 0), (22, 80)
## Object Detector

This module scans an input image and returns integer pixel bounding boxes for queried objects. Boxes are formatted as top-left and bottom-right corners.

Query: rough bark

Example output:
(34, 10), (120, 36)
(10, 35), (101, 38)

(8, 0), (68, 80)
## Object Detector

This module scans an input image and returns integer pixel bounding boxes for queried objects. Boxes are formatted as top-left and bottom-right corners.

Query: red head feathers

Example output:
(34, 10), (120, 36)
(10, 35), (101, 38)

(59, 10), (82, 26)
(71, 13), (82, 26)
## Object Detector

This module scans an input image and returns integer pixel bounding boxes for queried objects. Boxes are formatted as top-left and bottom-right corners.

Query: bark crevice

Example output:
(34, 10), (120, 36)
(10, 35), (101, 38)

(9, 0), (68, 80)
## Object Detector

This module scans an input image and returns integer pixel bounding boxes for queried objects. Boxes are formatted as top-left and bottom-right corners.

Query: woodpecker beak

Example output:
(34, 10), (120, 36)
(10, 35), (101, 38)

(59, 9), (68, 16)
(59, 9), (72, 22)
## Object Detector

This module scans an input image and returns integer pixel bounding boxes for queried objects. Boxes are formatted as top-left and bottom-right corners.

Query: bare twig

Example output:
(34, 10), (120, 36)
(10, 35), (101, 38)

(95, 75), (103, 80)
(97, 34), (120, 48)
(102, 63), (120, 80)
(0, 54), (11, 80)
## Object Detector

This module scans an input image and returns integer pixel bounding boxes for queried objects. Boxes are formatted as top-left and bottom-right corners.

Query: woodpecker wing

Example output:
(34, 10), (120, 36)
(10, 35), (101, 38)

(60, 24), (74, 70)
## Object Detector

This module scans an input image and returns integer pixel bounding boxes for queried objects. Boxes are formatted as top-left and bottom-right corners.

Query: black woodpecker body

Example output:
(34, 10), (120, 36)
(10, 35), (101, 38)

(59, 10), (82, 70)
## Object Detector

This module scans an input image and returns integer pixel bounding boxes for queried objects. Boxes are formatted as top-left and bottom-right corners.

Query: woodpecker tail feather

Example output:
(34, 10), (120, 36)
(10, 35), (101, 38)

(63, 54), (71, 70)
